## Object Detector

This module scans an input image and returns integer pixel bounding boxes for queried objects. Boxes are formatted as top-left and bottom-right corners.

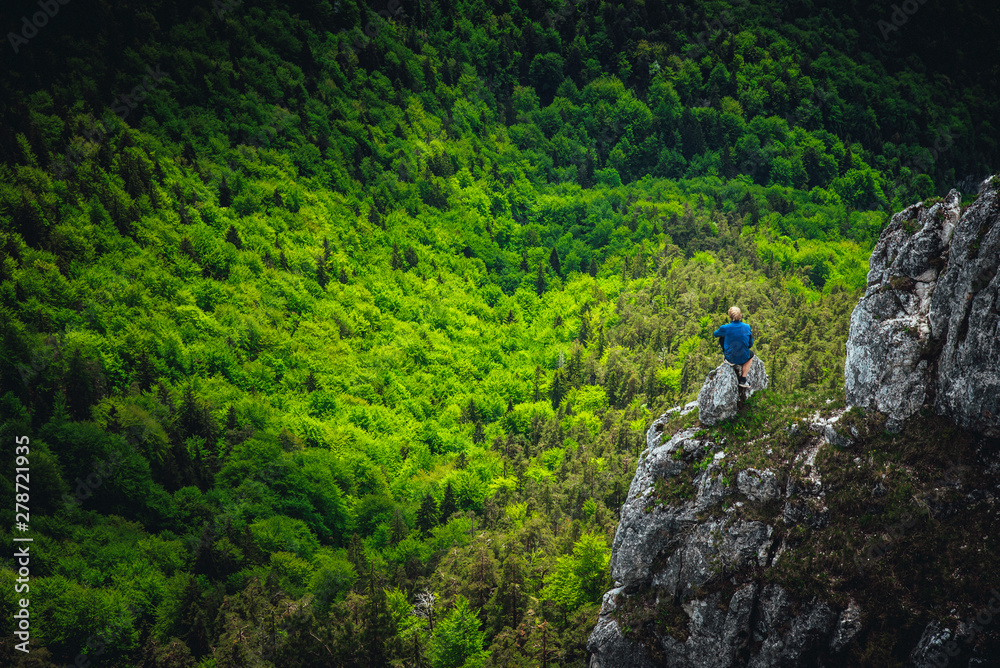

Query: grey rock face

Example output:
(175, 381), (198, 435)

(697, 357), (769, 426)
(808, 410), (854, 448)
(845, 176), (1000, 437)
(908, 621), (955, 668)
(588, 415), (852, 668)
(737, 468), (781, 503)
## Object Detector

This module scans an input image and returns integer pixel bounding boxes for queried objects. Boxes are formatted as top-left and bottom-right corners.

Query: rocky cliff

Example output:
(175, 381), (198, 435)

(588, 177), (1000, 667)
(845, 177), (1000, 435)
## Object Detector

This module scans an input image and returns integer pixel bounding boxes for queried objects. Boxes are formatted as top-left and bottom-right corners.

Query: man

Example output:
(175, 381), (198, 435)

(714, 306), (754, 389)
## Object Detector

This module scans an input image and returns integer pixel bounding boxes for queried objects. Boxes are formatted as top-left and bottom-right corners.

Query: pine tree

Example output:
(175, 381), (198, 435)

(579, 314), (591, 345)
(363, 569), (394, 668)
(225, 405), (238, 431)
(316, 256), (329, 289)
(722, 145), (736, 179)
(180, 237), (198, 262)
(65, 348), (96, 420)
(225, 224), (242, 249)
(348, 533), (368, 577)
(404, 245), (419, 268)
(535, 260), (547, 295)
(369, 206), (383, 228)
(391, 243), (403, 269)
(548, 247), (561, 277)
(427, 596), (487, 668)
(417, 494), (439, 535)
(219, 176), (233, 207)
(390, 508), (408, 544)
(440, 482), (457, 523)
(840, 146), (854, 174)
(550, 368), (567, 408)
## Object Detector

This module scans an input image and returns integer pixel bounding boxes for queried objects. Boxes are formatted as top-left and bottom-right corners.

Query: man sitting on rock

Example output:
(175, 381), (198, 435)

(714, 306), (754, 389)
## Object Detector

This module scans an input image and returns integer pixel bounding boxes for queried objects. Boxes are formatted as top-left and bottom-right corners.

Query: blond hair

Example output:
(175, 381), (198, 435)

(728, 306), (742, 322)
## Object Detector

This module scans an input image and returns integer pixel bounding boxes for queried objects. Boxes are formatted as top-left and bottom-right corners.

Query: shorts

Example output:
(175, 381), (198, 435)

(726, 352), (754, 366)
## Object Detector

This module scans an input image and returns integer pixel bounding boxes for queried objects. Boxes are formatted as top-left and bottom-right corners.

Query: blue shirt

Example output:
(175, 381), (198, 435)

(713, 321), (753, 365)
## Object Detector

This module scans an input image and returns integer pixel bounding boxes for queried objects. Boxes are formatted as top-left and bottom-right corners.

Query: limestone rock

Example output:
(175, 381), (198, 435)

(737, 468), (781, 503)
(588, 415), (851, 668)
(845, 176), (1000, 437)
(697, 356), (769, 426)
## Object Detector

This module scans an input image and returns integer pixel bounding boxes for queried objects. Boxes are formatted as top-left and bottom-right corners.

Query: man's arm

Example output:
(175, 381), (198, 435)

(747, 324), (753, 349)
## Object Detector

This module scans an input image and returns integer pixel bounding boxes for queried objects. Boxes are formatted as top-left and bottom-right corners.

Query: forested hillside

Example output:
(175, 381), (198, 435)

(1, 0), (998, 665)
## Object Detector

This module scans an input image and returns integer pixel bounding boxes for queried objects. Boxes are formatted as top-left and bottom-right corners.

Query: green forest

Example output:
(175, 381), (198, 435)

(0, 0), (997, 665)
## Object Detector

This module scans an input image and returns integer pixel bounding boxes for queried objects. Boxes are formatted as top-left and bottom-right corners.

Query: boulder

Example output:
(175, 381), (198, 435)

(845, 176), (1000, 436)
(697, 356), (769, 426)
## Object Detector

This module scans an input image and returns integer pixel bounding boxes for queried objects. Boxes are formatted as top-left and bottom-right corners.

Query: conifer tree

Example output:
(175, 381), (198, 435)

(404, 245), (419, 268)
(225, 224), (242, 249)
(417, 494), (438, 535)
(219, 177), (233, 207)
(440, 482), (457, 523)
(316, 256), (329, 289)
(548, 247), (561, 277)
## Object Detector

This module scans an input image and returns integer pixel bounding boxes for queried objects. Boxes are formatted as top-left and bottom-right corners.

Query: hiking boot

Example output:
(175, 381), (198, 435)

(739, 376), (750, 389)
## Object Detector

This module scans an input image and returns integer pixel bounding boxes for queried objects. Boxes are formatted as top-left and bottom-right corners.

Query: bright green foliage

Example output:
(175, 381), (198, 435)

(541, 533), (612, 612)
(428, 595), (489, 668)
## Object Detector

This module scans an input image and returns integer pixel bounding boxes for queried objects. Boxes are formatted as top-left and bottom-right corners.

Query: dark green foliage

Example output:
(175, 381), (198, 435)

(417, 494), (439, 535)
(535, 260), (547, 295)
(225, 225), (242, 250)
(316, 256), (329, 289)
(219, 178), (233, 208)
(404, 246), (419, 269)
(549, 247), (562, 277)
(440, 482), (457, 523)
(391, 243), (403, 270)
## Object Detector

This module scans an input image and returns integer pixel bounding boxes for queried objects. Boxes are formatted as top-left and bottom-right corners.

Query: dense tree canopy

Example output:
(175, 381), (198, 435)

(0, 0), (997, 665)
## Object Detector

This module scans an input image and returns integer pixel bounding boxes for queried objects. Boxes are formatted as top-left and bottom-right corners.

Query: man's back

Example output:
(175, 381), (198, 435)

(714, 321), (753, 365)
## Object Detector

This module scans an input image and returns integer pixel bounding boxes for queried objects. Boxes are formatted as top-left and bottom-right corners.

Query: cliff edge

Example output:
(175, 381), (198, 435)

(588, 177), (1000, 667)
